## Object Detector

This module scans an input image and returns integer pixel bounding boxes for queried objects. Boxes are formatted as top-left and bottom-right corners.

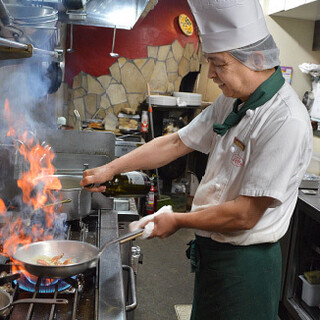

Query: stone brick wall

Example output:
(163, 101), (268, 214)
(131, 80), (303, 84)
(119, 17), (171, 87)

(67, 39), (201, 128)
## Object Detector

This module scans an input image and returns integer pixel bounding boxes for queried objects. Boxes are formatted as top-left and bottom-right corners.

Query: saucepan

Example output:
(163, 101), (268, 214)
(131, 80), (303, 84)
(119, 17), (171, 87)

(36, 174), (91, 221)
(0, 288), (68, 318)
(13, 229), (144, 279)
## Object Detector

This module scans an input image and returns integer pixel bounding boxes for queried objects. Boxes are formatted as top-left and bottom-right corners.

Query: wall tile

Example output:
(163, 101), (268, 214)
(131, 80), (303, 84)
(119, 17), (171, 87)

(80, 72), (88, 91)
(72, 73), (81, 89)
(172, 40), (184, 62)
(178, 56), (190, 77)
(147, 46), (158, 59)
(84, 94), (99, 116)
(108, 83), (127, 105)
(109, 63), (121, 82)
(158, 45), (171, 61)
(73, 87), (86, 99)
(118, 57), (127, 68)
(73, 97), (85, 120)
(167, 82), (174, 93)
(87, 74), (105, 95)
(190, 58), (200, 72)
(174, 76), (182, 92)
(134, 58), (148, 69)
(168, 72), (178, 83)
(68, 41), (200, 120)
(100, 94), (111, 109)
(98, 75), (112, 90)
(166, 57), (179, 73)
(121, 62), (146, 93)
(149, 61), (168, 93)
(184, 42), (195, 60)
(141, 59), (155, 83)
(127, 93), (144, 111)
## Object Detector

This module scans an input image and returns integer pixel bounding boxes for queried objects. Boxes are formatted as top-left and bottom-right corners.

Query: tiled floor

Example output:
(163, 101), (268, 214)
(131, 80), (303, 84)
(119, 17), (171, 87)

(134, 228), (195, 320)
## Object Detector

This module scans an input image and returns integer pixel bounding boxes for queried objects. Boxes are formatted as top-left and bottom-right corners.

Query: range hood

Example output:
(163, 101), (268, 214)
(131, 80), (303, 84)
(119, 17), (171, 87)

(60, 0), (158, 29)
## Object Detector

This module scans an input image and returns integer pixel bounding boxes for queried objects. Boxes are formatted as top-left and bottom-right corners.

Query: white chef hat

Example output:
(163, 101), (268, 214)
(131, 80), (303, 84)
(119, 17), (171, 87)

(187, 0), (280, 70)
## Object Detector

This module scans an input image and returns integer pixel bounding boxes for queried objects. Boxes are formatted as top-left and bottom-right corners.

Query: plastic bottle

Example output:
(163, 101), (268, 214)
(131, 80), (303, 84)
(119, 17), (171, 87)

(141, 111), (149, 133)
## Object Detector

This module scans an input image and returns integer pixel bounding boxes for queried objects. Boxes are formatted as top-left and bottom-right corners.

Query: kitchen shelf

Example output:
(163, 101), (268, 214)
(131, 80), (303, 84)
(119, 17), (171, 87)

(152, 105), (202, 110)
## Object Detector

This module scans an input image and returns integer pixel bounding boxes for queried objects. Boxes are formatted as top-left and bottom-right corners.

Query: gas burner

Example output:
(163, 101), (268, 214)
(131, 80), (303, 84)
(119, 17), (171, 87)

(15, 273), (73, 293)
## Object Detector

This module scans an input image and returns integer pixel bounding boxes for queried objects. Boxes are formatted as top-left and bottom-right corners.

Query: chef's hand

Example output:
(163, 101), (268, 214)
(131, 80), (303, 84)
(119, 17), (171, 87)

(80, 165), (114, 192)
(140, 211), (180, 239)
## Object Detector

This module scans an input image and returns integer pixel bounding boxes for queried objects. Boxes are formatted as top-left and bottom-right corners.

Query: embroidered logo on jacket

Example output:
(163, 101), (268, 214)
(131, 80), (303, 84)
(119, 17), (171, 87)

(231, 153), (244, 167)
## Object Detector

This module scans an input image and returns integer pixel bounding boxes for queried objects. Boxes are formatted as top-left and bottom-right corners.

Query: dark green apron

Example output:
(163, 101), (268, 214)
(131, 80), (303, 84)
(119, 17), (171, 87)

(186, 236), (282, 320)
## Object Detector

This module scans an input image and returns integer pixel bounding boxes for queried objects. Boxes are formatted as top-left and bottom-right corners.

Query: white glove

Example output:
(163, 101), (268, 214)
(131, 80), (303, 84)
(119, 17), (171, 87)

(129, 205), (173, 239)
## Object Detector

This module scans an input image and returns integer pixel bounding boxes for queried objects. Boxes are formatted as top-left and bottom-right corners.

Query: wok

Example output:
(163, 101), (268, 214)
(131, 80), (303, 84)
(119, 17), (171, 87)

(13, 229), (144, 279)
(0, 288), (67, 318)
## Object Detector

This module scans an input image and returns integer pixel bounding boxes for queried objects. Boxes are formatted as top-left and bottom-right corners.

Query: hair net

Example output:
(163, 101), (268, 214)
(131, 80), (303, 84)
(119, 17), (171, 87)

(229, 34), (280, 71)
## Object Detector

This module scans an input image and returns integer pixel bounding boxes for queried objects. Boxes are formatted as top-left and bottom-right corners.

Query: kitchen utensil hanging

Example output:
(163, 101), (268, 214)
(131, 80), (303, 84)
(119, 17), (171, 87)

(67, 24), (74, 53)
(109, 25), (119, 58)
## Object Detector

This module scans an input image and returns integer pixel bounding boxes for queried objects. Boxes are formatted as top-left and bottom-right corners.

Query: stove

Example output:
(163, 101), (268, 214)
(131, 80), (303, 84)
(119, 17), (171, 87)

(0, 130), (140, 320)
(0, 195), (139, 320)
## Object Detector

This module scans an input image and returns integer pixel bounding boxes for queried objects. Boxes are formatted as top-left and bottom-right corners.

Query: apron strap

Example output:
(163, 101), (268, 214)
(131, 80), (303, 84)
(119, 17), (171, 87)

(186, 240), (200, 273)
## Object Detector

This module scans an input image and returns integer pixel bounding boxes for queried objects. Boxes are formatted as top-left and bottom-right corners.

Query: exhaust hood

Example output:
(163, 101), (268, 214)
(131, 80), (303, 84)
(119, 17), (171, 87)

(61, 0), (158, 30)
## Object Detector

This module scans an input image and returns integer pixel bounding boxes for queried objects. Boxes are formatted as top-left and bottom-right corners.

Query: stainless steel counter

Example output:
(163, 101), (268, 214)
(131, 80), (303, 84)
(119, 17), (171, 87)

(298, 191), (320, 223)
(99, 208), (126, 320)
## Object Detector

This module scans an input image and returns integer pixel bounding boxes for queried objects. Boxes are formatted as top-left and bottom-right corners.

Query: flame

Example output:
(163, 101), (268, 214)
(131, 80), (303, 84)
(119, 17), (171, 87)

(0, 199), (6, 215)
(0, 99), (64, 276)
(4, 99), (15, 137)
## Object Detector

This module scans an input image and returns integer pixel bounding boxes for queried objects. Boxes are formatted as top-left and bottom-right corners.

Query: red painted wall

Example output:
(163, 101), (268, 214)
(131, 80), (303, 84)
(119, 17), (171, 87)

(64, 0), (199, 86)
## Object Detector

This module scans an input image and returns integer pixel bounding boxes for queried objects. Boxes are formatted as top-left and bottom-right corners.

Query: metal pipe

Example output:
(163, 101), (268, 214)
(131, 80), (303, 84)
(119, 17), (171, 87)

(147, 82), (161, 197)
(0, 37), (59, 59)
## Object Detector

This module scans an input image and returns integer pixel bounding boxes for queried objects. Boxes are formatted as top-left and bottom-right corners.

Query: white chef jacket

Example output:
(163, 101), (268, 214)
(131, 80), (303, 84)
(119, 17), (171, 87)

(178, 82), (313, 245)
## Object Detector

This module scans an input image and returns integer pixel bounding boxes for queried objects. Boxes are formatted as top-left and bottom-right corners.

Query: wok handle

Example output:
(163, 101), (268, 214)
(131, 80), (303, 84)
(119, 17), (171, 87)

(11, 298), (68, 306)
(120, 230), (144, 244)
(98, 229), (144, 257)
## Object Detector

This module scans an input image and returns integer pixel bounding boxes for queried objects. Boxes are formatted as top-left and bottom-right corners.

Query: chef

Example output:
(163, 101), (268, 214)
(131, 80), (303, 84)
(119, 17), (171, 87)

(81, 0), (313, 318)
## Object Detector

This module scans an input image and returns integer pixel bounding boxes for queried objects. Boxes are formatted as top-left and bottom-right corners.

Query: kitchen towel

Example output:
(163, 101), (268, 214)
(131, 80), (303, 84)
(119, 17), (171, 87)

(129, 205), (173, 239)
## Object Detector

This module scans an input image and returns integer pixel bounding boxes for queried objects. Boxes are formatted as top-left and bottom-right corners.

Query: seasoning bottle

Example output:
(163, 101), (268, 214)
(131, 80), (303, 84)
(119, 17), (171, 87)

(141, 111), (149, 133)
(99, 171), (151, 197)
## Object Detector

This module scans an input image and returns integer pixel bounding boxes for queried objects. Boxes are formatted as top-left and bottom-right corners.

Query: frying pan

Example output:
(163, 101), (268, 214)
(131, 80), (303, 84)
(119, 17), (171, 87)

(13, 229), (144, 279)
(0, 288), (68, 318)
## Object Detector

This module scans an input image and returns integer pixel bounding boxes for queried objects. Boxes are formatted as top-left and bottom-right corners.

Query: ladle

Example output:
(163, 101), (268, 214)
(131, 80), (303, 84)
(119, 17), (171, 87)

(109, 25), (119, 58)
(67, 24), (74, 53)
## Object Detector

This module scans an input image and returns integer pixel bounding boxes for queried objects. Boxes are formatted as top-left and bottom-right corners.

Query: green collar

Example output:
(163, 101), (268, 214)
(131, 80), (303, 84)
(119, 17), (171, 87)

(213, 66), (285, 136)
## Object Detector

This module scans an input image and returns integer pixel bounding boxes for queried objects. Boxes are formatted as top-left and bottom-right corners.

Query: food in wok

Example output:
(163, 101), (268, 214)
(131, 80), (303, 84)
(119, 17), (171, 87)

(35, 253), (73, 266)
